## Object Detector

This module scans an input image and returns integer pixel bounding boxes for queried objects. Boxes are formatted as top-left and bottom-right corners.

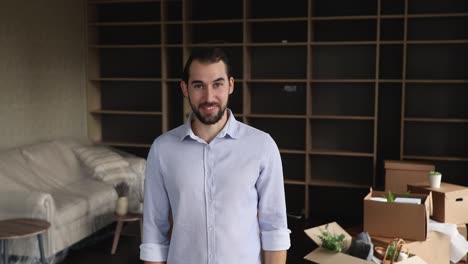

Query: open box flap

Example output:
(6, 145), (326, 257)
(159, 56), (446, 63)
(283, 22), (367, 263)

(304, 247), (370, 264)
(304, 222), (352, 248)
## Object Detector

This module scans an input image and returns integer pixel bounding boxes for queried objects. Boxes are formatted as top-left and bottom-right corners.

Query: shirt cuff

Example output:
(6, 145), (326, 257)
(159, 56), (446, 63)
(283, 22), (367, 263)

(261, 229), (292, 251)
(140, 243), (169, 262)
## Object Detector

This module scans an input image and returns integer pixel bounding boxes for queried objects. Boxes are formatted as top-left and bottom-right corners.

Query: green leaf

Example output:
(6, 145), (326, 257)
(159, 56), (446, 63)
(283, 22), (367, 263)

(382, 190), (395, 202)
(386, 244), (401, 261)
(318, 228), (346, 253)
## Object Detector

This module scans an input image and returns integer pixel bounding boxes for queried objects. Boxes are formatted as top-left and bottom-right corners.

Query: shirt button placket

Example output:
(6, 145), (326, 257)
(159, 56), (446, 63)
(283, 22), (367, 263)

(205, 145), (214, 264)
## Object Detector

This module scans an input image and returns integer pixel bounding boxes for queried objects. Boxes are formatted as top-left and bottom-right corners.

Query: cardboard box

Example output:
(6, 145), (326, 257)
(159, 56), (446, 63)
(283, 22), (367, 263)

(384, 160), (435, 193)
(364, 189), (431, 241)
(458, 224), (467, 239)
(303, 222), (428, 264)
(372, 231), (451, 264)
(458, 224), (467, 262)
(408, 183), (468, 224)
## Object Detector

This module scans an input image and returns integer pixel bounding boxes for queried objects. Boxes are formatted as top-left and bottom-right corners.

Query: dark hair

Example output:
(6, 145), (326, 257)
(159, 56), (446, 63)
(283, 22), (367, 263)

(182, 47), (231, 83)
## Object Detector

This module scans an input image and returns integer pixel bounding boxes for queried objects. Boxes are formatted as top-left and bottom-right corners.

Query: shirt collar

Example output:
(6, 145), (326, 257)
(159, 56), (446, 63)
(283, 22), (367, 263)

(180, 109), (239, 142)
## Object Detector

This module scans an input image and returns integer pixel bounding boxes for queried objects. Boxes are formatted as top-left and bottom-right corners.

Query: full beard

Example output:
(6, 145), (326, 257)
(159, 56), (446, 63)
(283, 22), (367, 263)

(189, 99), (228, 125)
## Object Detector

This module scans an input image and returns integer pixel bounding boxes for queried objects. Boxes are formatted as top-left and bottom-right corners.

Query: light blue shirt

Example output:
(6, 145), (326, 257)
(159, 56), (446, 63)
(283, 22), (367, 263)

(140, 110), (291, 264)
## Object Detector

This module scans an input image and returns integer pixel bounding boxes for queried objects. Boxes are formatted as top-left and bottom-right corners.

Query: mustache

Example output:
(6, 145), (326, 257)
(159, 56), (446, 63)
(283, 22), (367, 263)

(199, 102), (219, 108)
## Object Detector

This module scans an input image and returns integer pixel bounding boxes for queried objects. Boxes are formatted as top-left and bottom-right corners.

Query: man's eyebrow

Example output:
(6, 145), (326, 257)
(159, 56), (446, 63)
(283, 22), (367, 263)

(190, 80), (204, 85)
(190, 78), (225, 85)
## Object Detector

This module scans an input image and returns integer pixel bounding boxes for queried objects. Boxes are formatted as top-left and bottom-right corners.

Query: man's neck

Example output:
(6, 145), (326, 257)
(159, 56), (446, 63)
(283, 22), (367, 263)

(191, 111), (229, 144)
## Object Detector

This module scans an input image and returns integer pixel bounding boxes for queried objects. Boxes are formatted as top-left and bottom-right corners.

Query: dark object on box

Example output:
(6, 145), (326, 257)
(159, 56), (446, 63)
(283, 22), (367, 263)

(346, 231), (374, 261)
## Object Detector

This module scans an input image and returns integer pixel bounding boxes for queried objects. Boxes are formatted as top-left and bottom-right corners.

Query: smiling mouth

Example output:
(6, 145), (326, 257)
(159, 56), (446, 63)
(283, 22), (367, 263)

(200, 103), (219, 113)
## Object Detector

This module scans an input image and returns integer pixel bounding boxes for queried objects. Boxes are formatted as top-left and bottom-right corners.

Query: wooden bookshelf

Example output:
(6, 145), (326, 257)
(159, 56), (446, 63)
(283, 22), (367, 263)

(86, 0), (468, 225)
(399, 1), (468, 196)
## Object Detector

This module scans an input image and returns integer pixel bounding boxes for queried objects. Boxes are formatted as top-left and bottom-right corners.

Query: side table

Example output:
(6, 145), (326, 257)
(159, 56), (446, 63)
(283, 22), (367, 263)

(0, 218), (50, 264)
(111, 213), (143, 255)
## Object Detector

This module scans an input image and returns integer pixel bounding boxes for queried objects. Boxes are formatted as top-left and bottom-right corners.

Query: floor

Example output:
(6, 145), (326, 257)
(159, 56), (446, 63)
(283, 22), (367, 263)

(60, 218), (315, 264)
(62, 223), (143, 264)
(58, 220), (466, 264)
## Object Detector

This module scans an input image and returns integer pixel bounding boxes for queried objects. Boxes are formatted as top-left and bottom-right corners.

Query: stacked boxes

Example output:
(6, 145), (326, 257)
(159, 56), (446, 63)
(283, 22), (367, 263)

(384, 160), (435, 193)
(361, 188), (452, 264)
(303, 160), (465, 263)
(303, 222), (429, 263)
(408, 183), (468, 224)
(372, 161), (450, 263)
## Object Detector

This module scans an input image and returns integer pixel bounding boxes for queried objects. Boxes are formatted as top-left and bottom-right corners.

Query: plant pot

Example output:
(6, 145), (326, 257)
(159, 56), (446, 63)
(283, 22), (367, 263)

(428, 174), (442, 188)
(115, 197), (128, 216)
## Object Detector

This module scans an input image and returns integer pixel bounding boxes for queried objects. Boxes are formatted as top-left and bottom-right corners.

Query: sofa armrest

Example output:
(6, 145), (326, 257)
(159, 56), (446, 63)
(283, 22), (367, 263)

(0, 190), (55, 222)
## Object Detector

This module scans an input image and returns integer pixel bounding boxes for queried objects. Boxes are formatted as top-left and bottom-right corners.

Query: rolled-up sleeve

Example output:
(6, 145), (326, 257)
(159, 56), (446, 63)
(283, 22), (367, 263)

(261, 229), (292, 250)
(140, 243), (169, 261)
(256, 135), (291, 251)
(140, 142), (172, 261)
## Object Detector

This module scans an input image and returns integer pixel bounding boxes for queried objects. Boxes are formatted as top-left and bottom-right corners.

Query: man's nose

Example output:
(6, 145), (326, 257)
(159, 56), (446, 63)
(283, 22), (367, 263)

(204, 86), (215, 101)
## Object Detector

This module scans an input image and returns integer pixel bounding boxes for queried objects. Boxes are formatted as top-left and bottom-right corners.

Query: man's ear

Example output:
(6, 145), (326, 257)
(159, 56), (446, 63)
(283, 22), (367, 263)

(181, 81), (188, 97)
(228, 77), (234, 95)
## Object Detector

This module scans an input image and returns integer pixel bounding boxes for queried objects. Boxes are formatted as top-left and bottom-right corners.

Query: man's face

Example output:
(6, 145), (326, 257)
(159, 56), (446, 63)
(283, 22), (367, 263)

(181, 60), (234, 125)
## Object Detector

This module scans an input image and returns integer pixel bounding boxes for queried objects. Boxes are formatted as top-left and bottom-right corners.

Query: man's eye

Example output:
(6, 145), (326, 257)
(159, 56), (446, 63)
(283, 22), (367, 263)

(193, 84), (203, 89)
(214, 83), (222, 88)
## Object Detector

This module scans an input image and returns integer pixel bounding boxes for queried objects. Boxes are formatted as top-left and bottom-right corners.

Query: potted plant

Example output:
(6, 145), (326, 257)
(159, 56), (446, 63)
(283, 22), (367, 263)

(428, 171), (442, 188)
(114, 181), (130, 216)
(383, 190), (395, 202)
(318, 226), (346, 253)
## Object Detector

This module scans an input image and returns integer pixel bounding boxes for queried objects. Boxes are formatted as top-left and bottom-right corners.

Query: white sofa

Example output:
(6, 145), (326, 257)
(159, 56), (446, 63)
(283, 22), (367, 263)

(0, 139), (145, 259)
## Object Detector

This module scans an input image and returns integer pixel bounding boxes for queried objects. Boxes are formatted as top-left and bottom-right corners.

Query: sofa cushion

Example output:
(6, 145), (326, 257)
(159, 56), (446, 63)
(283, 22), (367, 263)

(127, 157), (146, 177)
(73, 146), (137, 184)
(52, 178), (116, 224)
(125, 156), (146, 202)
(20, 140), (85, 191)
